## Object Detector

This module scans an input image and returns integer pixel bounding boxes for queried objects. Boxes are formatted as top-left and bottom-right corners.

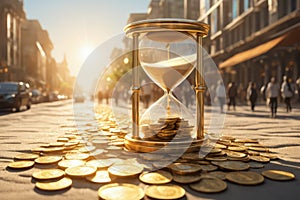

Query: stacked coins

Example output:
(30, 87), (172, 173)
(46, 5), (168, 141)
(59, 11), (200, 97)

(142, 117), (194, 141)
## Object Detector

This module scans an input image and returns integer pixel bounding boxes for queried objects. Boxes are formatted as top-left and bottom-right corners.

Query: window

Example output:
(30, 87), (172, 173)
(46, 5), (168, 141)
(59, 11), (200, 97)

(232, 0), (239, 20)
(244, 0), (250, 11)
(211, 9), (219, 34)
(7, 13), (11, 38)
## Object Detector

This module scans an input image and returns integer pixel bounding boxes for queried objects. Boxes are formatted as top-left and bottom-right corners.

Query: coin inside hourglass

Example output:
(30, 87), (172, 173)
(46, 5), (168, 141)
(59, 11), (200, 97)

(139, 31), (197, 141)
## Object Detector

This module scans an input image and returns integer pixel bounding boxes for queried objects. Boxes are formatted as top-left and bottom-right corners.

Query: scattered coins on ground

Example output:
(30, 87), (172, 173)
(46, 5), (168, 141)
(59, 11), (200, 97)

(145, 184), (185, 200)
(190, 177), (227, 193)
(5, 105), (297, 198)
(262, 170), (295, 181)
(35, 177), (72, 191)
(98, 183), (144, 200)
(226, 171), (264, 185)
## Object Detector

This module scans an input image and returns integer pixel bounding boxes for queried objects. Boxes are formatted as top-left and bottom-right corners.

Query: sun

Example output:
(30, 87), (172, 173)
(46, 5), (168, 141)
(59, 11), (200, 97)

(80, 45), (94, 60)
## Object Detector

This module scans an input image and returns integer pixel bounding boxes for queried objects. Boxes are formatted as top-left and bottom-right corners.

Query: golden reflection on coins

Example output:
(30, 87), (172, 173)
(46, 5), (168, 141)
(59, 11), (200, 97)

(226, 171), (264, 185)
(139, 170), (173, 184)
(201, 171), (227, 180)
(14, 153), (39, 160)
(108, 164), (143, 177)
(86, 170), (111, 183)
(145, 184), (185, 200)
(8, 161), (35, 169)
(35, 156), (62, 164)
(65, 166), (97, 177)
(262, 170), (295, 181)
(35, 177), (72, 191)
(98, 183), (144, 200)
(58, 159), (85, 169)
(32, 169), (65, 180)
(190, 178), (227, 193)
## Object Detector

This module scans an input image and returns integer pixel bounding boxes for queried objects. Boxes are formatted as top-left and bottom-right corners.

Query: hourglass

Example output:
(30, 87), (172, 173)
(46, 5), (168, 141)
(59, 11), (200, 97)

(124, 19), (209, 153)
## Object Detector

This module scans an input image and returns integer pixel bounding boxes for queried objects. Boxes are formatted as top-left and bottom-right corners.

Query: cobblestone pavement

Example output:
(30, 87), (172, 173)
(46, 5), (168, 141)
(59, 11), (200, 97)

(0, 100), (299, 200)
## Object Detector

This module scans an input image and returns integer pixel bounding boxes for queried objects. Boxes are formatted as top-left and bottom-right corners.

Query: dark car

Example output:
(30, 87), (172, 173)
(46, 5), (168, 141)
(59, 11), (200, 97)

(31, 89), (42, 104)
(0, 82), (32, 111)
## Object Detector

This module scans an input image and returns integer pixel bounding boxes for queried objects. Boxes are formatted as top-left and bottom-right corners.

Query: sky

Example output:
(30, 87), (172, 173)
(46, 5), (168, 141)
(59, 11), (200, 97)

(23, 0), (150, 76)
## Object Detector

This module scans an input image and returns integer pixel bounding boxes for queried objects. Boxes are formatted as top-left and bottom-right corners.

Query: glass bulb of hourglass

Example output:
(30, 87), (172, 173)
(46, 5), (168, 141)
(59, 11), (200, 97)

(139, 31), (197, 141)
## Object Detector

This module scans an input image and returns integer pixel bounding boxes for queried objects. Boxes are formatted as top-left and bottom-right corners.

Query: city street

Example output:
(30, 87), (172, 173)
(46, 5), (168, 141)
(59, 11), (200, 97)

(0, 99), (300, 200)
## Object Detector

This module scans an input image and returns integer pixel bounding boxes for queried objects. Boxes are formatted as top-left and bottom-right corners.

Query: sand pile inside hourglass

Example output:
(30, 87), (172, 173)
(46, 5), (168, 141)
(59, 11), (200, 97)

(141, 117), (194, 141)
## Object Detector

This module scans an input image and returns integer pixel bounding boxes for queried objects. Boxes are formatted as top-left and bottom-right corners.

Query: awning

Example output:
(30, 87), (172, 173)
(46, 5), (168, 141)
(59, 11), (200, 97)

(219, 26), (300, 69)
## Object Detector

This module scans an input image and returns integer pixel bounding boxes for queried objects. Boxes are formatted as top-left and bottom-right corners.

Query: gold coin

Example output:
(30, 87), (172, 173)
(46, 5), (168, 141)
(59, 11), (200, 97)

(57, 137), (69, 142)
(262, 170), (295, 181)
(35, 177), (72, 191)
(14, 153), (39, 160)
(226, 151), (247, 158)
(205, 156), (227, 162)
(99, 183), (144, 200)
(199, 164), (218, 172)
(7, 161), (35, 169)
(249, 155), (270, 163)
(227, 146), (247, 152)
(49, 142), (65, 147)
(35, 156), (62, 164)
(65, 166), (97, 177)
(145, 184), (185, 200)
(234, 138), (258, 143)
(58, 159), (85, 169)
(190, 178), (227, 193)
(65, 153), (90, 160)
(139, 170), (173, 184)
(173, 173), (201, 183)
(249, 162), (264, 169)
(201, 171), (227, 180)
(86, 170), (111, 183)
(108, 164), (143, 177)
(248, 146), (268, 152)
(86, 159), (114, 169)
(226, 171), (264, 185)
(259, 153), (279, 160)
(215, 161), (250, 171)
(32, 169), (65, 180)
(169, 163), (202, 175)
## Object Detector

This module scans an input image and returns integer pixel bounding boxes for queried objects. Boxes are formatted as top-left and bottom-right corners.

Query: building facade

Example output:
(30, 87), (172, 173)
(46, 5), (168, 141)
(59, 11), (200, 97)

(199, 0), (300, 89)
(0, 0), (25, 82)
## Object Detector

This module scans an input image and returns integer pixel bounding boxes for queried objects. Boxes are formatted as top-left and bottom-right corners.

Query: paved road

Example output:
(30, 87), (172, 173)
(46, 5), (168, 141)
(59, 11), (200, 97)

(0, 100), (300, 200)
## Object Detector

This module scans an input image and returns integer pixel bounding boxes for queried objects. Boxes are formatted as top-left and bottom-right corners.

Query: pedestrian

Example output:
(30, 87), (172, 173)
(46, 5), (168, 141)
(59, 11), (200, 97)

(247, 82), (258, 111)
(266, 77), (280, 118)
(296, 77), (300, 102)
(227, 82), (237, 111)
(281, 76), (294, 112)
(215, 80), (226, 113)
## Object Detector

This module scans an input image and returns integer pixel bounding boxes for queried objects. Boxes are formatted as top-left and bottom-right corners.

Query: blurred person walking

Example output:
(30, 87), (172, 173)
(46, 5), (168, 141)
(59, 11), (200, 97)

(281, 76), (294, 112)
(216, 81), (226, 113)
(247, 82), (258, 111)
(227, 82), (237, 111)
(266, 77), (280, 118)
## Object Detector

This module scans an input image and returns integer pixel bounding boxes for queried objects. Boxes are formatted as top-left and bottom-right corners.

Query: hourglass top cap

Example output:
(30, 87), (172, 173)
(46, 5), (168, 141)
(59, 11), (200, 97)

(124, 18), (210, 38)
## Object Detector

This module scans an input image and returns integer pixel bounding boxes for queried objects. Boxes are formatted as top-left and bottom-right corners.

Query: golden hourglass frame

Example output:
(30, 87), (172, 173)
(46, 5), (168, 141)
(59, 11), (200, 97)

(124, 19), (209, 153)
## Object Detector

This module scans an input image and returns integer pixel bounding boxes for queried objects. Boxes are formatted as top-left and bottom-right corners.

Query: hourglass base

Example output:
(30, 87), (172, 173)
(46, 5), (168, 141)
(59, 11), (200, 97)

(124, 134), (204, 154)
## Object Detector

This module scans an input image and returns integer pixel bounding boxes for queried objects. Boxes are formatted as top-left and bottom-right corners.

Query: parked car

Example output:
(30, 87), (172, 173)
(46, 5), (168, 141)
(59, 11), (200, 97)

(74, 94), (85, 103)
(0, 82), (31, 111)
(31, 89), (42, 104)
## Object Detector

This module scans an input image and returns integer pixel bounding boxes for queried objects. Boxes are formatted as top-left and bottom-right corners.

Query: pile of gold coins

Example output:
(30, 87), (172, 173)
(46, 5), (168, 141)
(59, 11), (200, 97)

(6, 106), (296, 199)
(141, 117), (194, 141)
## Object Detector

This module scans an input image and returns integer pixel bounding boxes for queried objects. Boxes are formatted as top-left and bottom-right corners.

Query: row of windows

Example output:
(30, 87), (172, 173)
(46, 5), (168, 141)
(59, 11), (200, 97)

(205, 0), (298, 55)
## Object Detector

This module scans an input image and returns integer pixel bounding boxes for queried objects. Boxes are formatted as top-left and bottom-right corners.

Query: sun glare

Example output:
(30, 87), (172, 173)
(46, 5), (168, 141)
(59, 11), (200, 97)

(80, 46), (94, 60)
